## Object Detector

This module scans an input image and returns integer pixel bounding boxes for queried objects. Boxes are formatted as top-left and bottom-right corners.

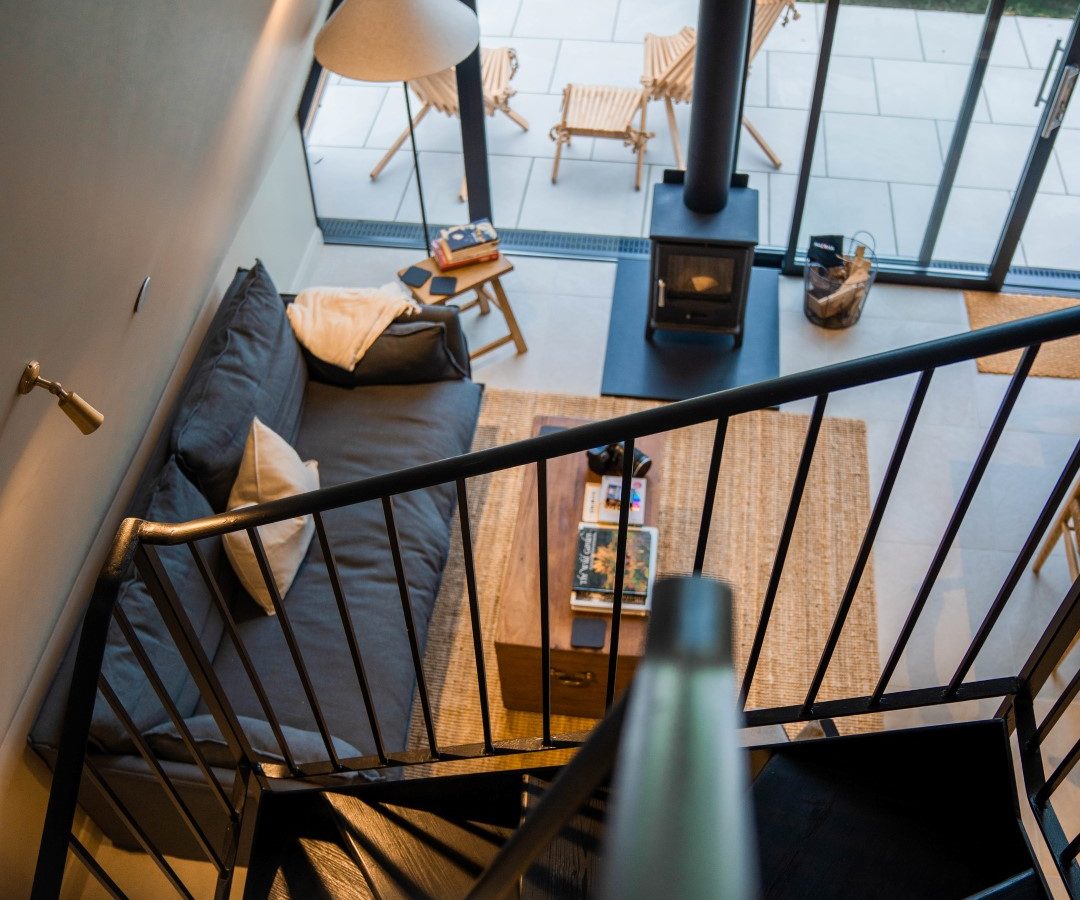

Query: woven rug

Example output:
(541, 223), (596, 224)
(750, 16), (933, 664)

(964, 291), (1080, 378)
(409, 389), (880, 749)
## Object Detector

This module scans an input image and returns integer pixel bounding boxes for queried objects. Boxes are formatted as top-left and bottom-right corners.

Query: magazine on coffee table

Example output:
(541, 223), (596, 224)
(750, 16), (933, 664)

(570, 523), (658, 615)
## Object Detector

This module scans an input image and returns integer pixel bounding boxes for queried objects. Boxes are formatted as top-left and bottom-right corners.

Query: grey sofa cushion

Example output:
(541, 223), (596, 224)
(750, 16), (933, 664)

(93, 458), (226, 752)
(171, 261), (307, 511)
(202, 379), (483, 755)
(299, 309), (470, 387)
(144, 714), (373, 770)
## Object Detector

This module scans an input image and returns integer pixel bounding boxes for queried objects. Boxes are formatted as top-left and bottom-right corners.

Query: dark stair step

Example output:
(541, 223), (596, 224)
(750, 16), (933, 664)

(520, 776), (607, 899)
(752, 719), (1046, 899)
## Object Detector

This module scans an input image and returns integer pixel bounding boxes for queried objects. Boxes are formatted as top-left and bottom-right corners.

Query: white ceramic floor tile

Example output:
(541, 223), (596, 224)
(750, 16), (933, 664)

(739, 105), (822, 176)
(483, 36), (561, 94)
(306, 84), (389, 148)
(874, 59), (990, 122)
(611, 0), (699, 44)
(1015, 15), (1074, 71)
(395, 152), (532, 229)
(483, 92), (595, 159)
(305, 245), (420, 287)
(916, 9), (1030, 68)
(767, 52), (878, 115)
(824, 112), (942, 185)
(478, 0), (522, 36)
(1017, 193), (1080, 270)
(504, 254), (617, 297)
(784, 175), (899, 255)
(549, 38), (644, 91)
(517, 157), (649, 235)
(768, 172), (798, 246)
(745, 57), (768, 108)
(365, 86), (464, 153)
(760, 2), (820, 55)
(832, 5), (923, 61)
(1052, 128), (1080, 194)
(891, 183), (1014, 266)
(513, 0), (618, 41)
(974, 370), (1080, 437)
(982, 67), (1046, 126)
(938, 121), (1065, 193)
(305, 145), (412, 221)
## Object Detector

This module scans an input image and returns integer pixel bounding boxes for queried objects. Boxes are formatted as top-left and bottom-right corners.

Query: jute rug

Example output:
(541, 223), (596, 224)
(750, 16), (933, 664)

(409, 389), (880, 750)
(964, 291), (1080, 378)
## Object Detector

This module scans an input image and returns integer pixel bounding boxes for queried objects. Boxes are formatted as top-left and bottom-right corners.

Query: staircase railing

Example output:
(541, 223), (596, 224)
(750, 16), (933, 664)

(33, 304), (1080, 898)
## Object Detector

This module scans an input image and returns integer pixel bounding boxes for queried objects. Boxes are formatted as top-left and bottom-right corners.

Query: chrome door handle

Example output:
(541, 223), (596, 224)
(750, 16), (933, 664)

(1036, 39), (1064, 107)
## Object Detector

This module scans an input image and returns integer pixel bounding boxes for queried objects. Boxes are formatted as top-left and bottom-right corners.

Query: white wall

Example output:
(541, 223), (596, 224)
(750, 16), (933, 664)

(0, 0), (327, 893)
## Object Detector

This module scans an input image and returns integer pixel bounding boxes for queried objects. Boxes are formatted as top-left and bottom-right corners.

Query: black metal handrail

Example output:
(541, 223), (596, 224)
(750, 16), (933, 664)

(33, 303), (1080, 898)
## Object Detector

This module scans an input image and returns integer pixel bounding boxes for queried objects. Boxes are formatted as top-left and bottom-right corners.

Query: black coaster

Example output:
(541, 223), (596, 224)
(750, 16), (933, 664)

(401, 265), (431, 288)
(571, 617), (607, 649)
(430, 275), (458, 296)
(601, 261), (780, 402)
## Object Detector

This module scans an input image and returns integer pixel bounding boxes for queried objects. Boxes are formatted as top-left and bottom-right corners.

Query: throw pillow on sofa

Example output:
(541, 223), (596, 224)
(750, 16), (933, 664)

(223, 417), (319, 615)
(171, 260), (308, 511)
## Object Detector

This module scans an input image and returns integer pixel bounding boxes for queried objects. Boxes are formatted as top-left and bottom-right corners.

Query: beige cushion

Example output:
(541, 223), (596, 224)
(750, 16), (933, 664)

(223, 417), (319, 614)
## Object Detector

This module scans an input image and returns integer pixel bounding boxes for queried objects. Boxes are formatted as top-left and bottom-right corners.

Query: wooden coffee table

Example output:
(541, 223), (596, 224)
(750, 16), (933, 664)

(494, 416), (664, 718)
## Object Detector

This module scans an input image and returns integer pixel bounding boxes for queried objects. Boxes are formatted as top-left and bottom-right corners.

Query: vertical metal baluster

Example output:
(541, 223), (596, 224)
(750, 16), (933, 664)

(871, 345), (1039, 707)
(1035, 733), (1080, 807)
(312, 512), (388, 765)
(947, 431), (1080, 697)
(69, 835), (128, 899)
(802, 371), (933, 714)
(382, 496), (439, 758)
(187, 542), (298, 774)
(97, 677), (225, 871)
(111, 605), (234, 817)
(1063, 830), (1080, 865)
(537, 460), (552, 746)
(694, 417), (730, 574)
(606, 438), (636, 712)
(457, 478), (494, 754)
(246, 528), (341, 770)
(1034, 665), (1080, 749)
(740, 395), (828, 706)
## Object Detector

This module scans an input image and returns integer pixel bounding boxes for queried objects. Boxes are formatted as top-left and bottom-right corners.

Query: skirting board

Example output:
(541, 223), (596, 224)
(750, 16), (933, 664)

(601, 259), (780, 401)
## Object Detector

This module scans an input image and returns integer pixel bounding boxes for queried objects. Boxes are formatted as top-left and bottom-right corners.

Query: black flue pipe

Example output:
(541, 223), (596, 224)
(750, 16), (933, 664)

(684, 0), (755, 213)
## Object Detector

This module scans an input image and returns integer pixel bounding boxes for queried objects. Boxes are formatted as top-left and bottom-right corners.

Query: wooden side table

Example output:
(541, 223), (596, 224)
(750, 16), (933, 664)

(397, 254), (527, 361)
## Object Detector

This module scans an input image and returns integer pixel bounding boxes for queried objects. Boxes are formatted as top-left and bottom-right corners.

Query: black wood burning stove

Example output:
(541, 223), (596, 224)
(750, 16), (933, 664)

(645, 0), (760, 348)
(646, 181), (758, 346)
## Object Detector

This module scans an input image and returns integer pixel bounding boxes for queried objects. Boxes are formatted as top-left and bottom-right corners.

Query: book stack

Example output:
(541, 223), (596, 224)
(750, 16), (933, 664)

(431, 218), (500, 270)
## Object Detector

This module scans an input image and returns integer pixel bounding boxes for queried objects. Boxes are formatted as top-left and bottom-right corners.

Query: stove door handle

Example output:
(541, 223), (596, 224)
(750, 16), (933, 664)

(657, 278), (666, 308)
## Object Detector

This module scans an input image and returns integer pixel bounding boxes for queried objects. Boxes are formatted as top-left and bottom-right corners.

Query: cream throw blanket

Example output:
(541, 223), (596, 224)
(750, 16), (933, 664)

(286, 283), (420, 370)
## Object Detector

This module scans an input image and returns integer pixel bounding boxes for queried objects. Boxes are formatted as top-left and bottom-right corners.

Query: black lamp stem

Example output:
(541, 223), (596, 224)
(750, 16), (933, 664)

(403, 82), (430, 255)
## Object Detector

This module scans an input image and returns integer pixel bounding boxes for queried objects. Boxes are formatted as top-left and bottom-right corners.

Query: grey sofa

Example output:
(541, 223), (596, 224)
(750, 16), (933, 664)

(30, 261), (483, 859)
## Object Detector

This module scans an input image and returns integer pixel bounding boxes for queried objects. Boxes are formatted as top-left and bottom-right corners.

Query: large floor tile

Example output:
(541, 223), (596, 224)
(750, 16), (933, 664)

(832, 5), (922, 61)
(854, 282), (968, 327)
(874, 59), (990, 122)
(1054, 128), (1080, 195)
(767, 52), (878, 115)
(739, 105), (822, 176)
(513, 0), (618, 41)
(306, 146), (411, 221)
(1015, 15), (1074, 71)
(483, 36), (561, 94)
(395, 152), (532, 229)
(776, 174), (899, 255)
(483, 92), (595, 159)
(611, 0), (699, 44)
(939, 121), (1064, 194)
(760, 2), (820, 55)
(974, 370), (1080, 438)
(306, 84), (389, 148)
(517, 157), (649, 235)
(916, 10), (1030, 68)
(478, 0), (522, 37)
(1018, 193), (1080, 271)
(504, 254), (617, 297)
(982, 67), (1046, 126)
(891, 183), (1015, 266)
(305, 244), (420, 287)
(823, 112), (941, 185)
(549, 38), (644, 92)
(365, 86), (463, 153)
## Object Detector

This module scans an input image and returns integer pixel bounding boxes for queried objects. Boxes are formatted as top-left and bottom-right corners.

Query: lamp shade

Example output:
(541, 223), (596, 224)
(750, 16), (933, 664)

(314, 0), (480, 83)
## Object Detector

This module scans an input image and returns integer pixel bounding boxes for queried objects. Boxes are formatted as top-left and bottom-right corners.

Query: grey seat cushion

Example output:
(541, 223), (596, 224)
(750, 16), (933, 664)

(203, 379), (483, 756)
(171, 261), (307, 511)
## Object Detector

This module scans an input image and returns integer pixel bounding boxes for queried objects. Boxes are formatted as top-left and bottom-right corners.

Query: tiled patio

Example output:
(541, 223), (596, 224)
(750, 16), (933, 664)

(305, 1), (1079, 270)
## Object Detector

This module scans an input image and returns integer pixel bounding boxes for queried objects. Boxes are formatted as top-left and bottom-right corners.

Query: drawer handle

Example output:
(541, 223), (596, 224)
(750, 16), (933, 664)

(551, 667), (595, 688)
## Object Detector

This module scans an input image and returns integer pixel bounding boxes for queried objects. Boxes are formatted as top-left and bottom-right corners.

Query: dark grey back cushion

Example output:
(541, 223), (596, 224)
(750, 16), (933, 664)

(171, 260), (307, 511)
(93, 458), (226, 752)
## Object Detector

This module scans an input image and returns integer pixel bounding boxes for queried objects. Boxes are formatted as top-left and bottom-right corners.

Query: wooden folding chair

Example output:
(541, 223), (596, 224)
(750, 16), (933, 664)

(549, 84), (653, 190)
(642, 0), (799, 170)
(370, 47), (529, 199)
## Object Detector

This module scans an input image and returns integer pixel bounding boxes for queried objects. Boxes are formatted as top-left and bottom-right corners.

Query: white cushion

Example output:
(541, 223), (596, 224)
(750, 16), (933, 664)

(223, 417), (319, 614)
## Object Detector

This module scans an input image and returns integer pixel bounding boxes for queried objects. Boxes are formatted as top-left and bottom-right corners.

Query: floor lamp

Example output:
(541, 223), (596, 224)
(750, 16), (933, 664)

(314, 0), (480, 255)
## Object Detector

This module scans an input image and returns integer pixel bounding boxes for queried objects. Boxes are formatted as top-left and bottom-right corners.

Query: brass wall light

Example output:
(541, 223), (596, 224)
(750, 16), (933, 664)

(18, 361), (104, 434)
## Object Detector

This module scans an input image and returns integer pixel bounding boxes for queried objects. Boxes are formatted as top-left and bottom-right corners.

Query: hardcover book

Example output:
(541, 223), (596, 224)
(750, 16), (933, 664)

(570, 524), (658, 615)
(439, 218), (498, 253)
